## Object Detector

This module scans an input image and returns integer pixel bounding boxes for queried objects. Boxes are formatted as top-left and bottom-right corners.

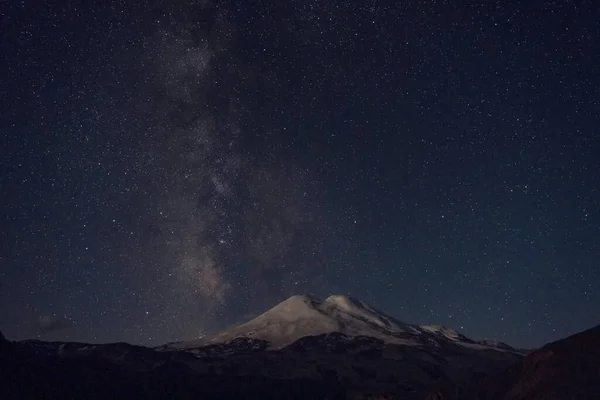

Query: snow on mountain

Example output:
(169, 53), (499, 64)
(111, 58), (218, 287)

(202, 294), (419, 348)
(420, 325), (465, 341)
(167, 294), (517, 351)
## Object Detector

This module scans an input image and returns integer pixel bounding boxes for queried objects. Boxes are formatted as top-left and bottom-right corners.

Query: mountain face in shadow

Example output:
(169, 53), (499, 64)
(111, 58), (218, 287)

(428, 324), (600, 400)
(0, 330), (518, 400)
(0, 330), (345, 400)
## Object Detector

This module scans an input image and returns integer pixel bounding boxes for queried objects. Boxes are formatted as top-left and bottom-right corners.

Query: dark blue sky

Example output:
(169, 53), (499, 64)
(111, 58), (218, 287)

(2, 0), (599, 349)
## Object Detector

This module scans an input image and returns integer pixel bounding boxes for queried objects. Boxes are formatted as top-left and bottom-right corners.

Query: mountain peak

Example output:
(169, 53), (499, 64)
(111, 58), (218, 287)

(199, 294), (419, 348)
(278, 294), (319, 307)
(324, 294), (362, 309)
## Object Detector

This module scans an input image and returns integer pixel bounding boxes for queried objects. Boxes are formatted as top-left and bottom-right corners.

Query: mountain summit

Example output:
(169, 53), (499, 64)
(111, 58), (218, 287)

(169, 294), (512, 351)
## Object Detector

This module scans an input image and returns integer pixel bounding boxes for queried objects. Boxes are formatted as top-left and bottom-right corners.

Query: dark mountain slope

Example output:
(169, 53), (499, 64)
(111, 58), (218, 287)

(429, 324), (600, 400)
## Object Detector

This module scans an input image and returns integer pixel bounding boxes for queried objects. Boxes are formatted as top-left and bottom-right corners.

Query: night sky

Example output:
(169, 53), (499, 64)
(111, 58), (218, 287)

(2, 0), (599, 349)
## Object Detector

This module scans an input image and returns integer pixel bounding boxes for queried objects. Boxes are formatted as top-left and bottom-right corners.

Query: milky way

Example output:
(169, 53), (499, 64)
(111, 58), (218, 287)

(130, 3), (334, 338)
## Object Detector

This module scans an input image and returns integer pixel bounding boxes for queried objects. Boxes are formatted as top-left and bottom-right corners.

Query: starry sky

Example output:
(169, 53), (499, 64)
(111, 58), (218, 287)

(2, 0), (599, 349)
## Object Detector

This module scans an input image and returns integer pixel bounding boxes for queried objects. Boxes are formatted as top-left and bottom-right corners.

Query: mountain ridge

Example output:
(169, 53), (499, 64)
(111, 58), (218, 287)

(2, 300), (598, 399)
(427, 323), (600, 400)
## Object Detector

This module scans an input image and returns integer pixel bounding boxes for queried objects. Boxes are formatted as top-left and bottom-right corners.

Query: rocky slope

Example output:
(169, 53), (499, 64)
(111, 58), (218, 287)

(0, 329), (344, 399)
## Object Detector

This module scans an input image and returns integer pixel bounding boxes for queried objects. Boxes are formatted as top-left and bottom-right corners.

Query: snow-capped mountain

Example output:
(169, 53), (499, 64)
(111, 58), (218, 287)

(165, 294), (515, 352)
(152, 294), (524, 398)
(4, 321), (599, 400)
(0, 295), (528, 399)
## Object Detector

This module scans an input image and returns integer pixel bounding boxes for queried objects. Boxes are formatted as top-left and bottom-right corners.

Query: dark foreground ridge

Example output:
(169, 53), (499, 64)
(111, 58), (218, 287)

(0, 330), (344, 400)
(0, 326), (517, 400)
(428, 324), (600, 400)
(2, 324), (600, 399)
